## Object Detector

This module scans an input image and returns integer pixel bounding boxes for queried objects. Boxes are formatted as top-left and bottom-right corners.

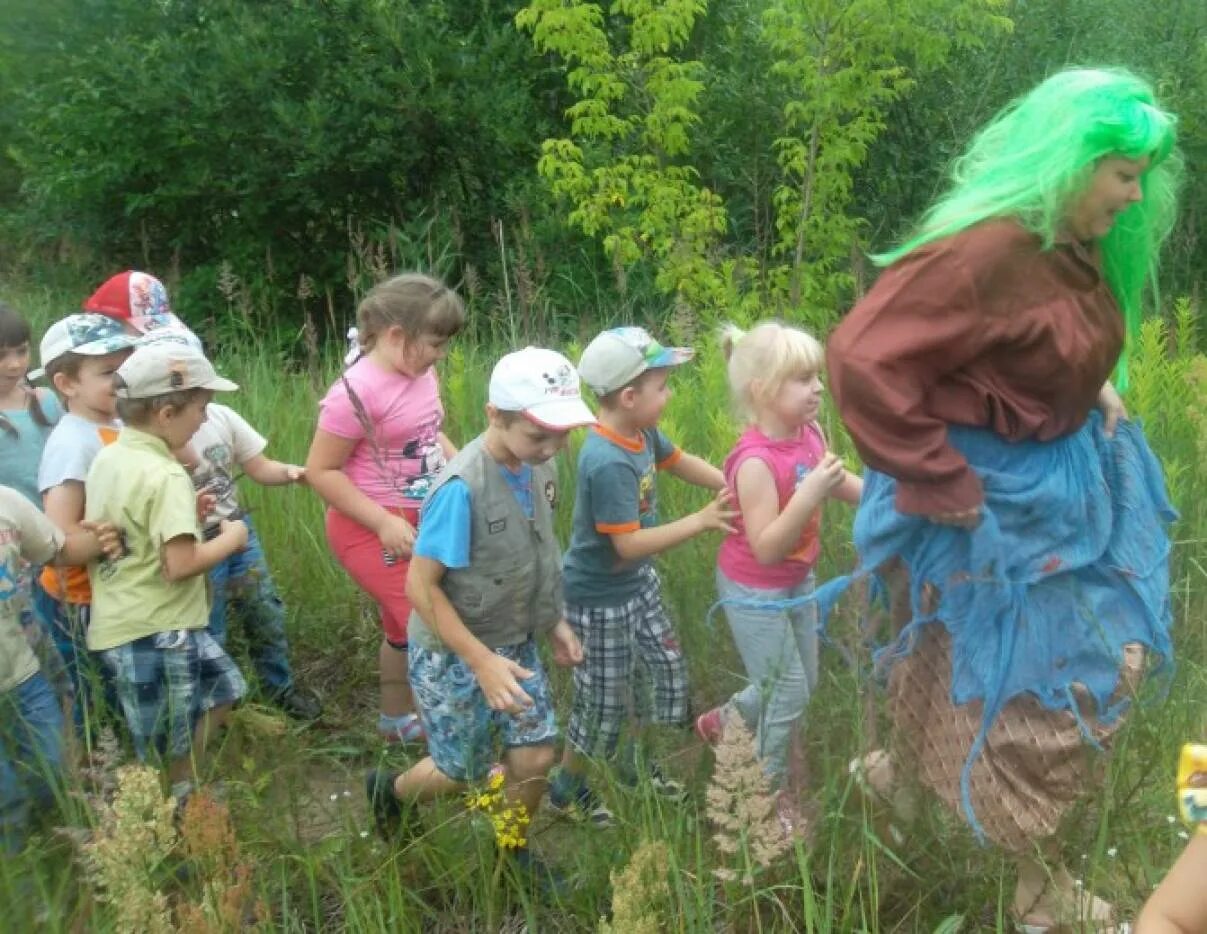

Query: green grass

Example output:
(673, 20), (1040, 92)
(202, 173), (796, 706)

(2, 281), (1205, 931)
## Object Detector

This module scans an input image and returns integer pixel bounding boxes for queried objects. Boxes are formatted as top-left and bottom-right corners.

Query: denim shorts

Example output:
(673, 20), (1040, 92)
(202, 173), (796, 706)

(100, 629), (246, 762)
(409, 637), (557, 783)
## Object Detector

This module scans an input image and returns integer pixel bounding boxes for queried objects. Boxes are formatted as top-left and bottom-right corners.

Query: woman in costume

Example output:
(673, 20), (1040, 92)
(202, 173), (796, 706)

(827, 67), (1182, 930)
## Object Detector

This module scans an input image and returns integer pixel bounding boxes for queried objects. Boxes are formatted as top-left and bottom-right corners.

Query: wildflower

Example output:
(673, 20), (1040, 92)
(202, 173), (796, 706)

(1107, 847), (1118, 858)
(705, 711), (790, 883)
(464, 768), (529, 850)
(599, 839), (671, 934)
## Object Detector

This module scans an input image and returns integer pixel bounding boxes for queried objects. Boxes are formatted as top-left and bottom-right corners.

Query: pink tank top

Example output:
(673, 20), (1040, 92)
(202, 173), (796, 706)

(717, 423), (826, 589)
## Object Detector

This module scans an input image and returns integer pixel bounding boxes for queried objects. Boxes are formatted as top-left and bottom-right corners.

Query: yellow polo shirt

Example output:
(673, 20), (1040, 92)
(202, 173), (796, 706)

(84, 427), (207, 651)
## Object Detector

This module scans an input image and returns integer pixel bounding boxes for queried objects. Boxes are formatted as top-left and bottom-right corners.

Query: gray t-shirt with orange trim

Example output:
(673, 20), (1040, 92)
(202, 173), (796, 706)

(562, 425), (680, 607)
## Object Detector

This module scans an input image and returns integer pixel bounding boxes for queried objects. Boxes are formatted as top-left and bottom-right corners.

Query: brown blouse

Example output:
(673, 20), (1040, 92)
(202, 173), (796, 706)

(827, 219), (1123, 516)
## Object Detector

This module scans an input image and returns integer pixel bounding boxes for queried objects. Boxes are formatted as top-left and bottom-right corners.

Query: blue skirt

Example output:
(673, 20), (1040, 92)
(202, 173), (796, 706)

(845, 412), (1176, 843)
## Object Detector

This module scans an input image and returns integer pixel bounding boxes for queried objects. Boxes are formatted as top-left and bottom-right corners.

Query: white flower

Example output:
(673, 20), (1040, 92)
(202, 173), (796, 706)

(1107, 847), (1118, 858)
(359, 830), (370, 839)
(1178, 830), (1190, 840)
(1167, 815), (1177, 824)
(329, 793), (339, 802)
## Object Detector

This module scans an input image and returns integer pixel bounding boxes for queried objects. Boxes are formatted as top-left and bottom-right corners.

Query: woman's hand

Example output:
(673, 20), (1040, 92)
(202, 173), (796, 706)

(1097, 381), (1127, 438)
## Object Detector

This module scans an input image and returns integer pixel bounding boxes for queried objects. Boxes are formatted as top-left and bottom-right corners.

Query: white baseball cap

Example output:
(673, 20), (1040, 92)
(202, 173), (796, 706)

(577, 326), (694, 397)
(114, 344), (238, 400)
(30, 314), (138, 380)
(488, 347), (596, 430)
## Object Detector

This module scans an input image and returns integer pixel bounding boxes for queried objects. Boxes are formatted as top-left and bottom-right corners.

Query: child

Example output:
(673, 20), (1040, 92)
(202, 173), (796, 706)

(0, 484), (119, 853)
(0, 304), (74, 726)
(32, 314), (138, 732)
(140, 328), (320, 721)
(84, 343), (249, 805)
(0, 303), (62, 505)
(550, 326), (736, 826)
(695, 322), (862, 834)
(365, 347), (592, 888)
(306, 273), (464, 743)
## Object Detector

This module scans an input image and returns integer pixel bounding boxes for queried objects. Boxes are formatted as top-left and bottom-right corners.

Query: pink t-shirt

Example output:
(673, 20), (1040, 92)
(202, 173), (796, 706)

(318, 356), (447, 508)
(717, 423), (826, 589)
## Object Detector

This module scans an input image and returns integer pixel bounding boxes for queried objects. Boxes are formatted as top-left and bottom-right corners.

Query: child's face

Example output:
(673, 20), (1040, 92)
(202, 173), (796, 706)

(489, 410), (570, 467)
(0, 341), (31, 393)
(157, 392), (213, 451)
(626, 368), (672, 429)
(57, 349), (133, 420)
(382, 327), (451, 379)
(765, 369), (824, 428)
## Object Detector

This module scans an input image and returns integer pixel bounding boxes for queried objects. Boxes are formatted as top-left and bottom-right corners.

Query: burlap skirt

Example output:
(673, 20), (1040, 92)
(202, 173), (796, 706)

(887, 613), (1144, 853)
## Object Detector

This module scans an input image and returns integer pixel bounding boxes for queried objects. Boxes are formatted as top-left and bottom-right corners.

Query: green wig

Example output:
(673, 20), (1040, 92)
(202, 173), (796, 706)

(877, 67), (1182, 389)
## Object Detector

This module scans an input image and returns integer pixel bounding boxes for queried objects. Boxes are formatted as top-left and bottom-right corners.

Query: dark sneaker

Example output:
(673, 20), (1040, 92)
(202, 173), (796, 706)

(648, 762), (687, 799)
(364, 768), (418, 841)
(505, 846), (571, 901)
(548, 772), (615, 828)
(272, 686), (322, 721)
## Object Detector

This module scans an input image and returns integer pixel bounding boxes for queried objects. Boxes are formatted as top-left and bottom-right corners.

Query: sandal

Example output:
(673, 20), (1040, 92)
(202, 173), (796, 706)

(1012, 865), (1129, 933)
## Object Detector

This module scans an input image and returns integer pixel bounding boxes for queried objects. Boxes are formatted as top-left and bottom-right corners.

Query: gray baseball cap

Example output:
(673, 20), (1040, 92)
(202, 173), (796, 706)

(577, 327), (693, 396)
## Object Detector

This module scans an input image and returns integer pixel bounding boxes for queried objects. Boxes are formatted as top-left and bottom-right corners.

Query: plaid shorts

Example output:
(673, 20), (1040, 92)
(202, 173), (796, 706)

(565, 567), (689, 758)
(100, 629), (246, 762)
(409, 637), (558, 783)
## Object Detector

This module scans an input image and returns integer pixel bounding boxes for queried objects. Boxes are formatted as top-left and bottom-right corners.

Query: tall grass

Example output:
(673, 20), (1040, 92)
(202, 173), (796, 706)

(2, 279), (1205, 932)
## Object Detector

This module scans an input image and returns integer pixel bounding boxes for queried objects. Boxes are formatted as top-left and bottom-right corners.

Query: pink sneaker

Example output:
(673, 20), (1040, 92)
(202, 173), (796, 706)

(380, 713), (426, 745)
(695, 707), (724, 746)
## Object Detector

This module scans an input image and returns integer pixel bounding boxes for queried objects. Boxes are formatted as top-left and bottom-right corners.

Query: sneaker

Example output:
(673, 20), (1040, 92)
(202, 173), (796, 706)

(643, 761), (688, 800)
(695, 707), (724, 746)
(506, 845), (571, 901)
(379, 712), (426, 745)
(548, 772), (615, 828)
(271, 685), (322, 721)
(364, 768), (418, 841)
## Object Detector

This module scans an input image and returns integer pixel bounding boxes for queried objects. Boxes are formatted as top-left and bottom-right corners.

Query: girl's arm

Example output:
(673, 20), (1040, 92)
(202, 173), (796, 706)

(833, 469), (864, 505)
(437, 431), (458, 459)
(304, 429), (414, 556)
(665, 452), (725, 490)
(241, 453), (305, 486)
(1136, 835), (1207, 934)
(736, 454), (844, 565)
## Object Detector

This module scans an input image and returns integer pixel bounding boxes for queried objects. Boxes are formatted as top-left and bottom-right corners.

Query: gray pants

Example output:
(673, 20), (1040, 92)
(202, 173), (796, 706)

(716, 567), (819, 782)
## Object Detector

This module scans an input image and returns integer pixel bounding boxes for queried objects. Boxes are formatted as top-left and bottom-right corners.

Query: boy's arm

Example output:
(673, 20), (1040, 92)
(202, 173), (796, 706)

(406, 556), (536, 712)
(437, 432), (457, 459)
(161, 520), (248, 582)
(609, 488), (736, 562)
(241, 453), (305, 486)
(665, 452), (725, 490)
(43, 482), (87, 536)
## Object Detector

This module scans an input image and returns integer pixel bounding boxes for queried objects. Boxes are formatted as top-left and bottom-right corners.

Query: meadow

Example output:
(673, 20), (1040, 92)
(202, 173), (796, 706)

(2, 281), (1205, 932)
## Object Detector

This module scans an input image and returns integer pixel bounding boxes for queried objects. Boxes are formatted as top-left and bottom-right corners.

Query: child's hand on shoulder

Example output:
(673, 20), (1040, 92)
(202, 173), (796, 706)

(471, 652), (535, 713)
(798, 453), (845, 499)
(548, 620), (583, 667)
(219, 518), (250, 552)
(693, 488), (738, 536)
(377, 514), (416, 560)
(80, 520), (125, 561)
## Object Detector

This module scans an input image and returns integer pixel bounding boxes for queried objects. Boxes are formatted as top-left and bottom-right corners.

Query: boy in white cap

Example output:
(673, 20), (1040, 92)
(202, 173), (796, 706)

(366, 347), (592, 893)
(550, 326), (734, 826)
(84, 343), (249, 806)
(33, 314), (138, 733)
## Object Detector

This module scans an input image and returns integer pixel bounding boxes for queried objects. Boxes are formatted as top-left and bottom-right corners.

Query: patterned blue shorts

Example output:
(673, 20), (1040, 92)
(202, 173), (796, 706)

(409, 637), (558, 783)
(100, 629), (246, 762)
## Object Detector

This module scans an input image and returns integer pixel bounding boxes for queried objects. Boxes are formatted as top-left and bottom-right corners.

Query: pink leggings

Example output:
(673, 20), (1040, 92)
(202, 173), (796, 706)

(324, 506), (419, 648)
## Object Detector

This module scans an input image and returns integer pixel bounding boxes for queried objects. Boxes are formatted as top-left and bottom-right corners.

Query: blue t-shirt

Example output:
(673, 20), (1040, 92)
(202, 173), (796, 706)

(413, 463), (534, 569)
(562, 425), (679, 607)
(0, 393), (63, 506)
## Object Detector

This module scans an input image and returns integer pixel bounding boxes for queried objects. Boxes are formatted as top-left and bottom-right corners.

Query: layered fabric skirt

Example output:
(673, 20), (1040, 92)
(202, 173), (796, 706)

(850, 413), (1175, 850)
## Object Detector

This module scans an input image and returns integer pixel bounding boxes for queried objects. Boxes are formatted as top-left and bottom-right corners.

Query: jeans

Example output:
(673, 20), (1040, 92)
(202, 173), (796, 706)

(0, 673), (64, 854)
(716, 567), (819, 782)
(31, 582), (109, 737)
(206, 521), (294, 694)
